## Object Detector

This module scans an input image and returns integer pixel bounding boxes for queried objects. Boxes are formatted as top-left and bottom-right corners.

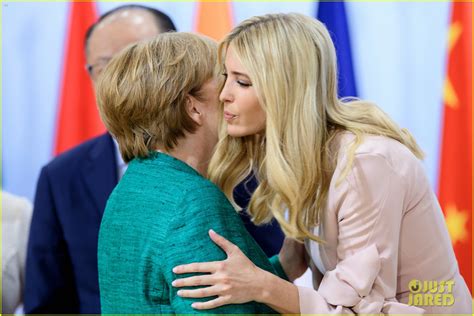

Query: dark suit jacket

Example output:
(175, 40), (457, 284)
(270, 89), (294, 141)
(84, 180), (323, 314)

(25, 134), (117, 313)
(24, 133), (284, 313)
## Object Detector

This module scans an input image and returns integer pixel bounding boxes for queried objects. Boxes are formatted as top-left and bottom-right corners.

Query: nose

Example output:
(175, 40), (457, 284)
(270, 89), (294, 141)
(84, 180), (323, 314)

(219, 79), (233, 103)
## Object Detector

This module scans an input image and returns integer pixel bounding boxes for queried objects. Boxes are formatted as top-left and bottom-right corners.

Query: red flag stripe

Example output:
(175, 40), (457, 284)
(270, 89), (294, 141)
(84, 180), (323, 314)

(54, 2), (102, 155)
(438, 1), (472, 292)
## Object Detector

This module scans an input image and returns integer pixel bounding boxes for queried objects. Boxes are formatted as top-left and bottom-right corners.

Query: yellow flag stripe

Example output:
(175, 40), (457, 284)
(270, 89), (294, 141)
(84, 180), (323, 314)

(448, 21), (462, 52)
(443, 78), (459, 109)
(445, 204), (469, 245)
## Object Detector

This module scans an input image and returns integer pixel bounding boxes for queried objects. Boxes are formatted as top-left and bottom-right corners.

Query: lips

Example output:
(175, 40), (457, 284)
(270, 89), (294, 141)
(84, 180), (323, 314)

(223, 111), (237, 121)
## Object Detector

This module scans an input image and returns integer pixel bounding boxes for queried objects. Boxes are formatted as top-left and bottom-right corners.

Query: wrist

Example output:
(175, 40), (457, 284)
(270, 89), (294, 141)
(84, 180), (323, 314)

(254, 268), (273, 304)
(256, 270), (301, 314)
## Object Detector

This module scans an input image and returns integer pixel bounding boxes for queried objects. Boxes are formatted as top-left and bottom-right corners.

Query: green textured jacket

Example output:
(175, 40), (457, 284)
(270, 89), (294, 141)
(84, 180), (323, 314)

(98, 152), (286, 314)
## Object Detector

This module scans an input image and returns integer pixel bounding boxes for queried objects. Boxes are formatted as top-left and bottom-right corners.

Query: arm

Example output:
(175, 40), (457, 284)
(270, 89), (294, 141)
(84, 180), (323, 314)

(24, 167), (79, 313)
(173, 154), (426, 314)
(174, 230), (301, 314)
(277, 237), (307, 282)
(295, 153), (425, 314)
(268, 255), (288, 281)
(268, 236), (308, 282)
(161, 185), (275, 314)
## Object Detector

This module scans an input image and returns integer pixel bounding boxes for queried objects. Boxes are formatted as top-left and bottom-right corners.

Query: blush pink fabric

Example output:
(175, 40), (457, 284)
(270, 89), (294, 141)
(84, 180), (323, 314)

(298, 133), (472, 315)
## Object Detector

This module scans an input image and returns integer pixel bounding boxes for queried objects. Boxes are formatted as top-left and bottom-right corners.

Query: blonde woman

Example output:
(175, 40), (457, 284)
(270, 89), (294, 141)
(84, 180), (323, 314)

(172, 13), (472, 314)
(95, 32), (283, 314)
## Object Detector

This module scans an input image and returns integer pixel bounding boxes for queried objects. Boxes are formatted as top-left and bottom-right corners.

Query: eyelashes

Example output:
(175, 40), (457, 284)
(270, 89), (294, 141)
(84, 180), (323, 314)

(237, 80), (252, 87)
(221, 72), (252, 88)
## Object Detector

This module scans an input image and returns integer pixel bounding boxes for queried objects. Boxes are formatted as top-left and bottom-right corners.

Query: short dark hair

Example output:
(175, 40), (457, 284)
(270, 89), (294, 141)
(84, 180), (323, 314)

(84, 5), (177, 54)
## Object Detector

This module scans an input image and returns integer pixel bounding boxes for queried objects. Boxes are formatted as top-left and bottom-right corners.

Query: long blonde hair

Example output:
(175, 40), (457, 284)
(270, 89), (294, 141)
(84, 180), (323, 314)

(209, 13), (423, 241)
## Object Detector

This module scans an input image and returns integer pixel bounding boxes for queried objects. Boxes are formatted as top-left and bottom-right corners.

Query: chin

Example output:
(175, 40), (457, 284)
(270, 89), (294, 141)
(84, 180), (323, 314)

(226, 125), (262, 138)
(227, 126), (250, 138)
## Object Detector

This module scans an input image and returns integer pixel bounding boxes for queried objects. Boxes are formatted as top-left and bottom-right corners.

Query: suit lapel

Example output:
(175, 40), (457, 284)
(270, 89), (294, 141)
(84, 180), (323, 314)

(81, 133), (118, 217)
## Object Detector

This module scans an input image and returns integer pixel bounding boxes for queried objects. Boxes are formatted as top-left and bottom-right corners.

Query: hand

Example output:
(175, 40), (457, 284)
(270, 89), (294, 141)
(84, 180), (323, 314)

(279, 237), (308, 281)
(172, 229), (267, 310)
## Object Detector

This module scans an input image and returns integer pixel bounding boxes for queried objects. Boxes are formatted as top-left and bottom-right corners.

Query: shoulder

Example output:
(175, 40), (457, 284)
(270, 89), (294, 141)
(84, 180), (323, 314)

(336, 132), (424, 179)
(330, 133), (431, 215)
(176, 177), (236, 219)
(183, 178), (230, 206)
(43, 133), (113, 176)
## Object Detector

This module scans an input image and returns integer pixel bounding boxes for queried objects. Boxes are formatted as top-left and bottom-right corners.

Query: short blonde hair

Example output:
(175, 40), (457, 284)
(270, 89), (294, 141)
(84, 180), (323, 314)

(96, 32), (217, 163)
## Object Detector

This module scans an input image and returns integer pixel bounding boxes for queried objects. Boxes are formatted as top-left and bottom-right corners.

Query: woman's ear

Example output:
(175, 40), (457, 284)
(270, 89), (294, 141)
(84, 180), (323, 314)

(186, 95), (203, 126)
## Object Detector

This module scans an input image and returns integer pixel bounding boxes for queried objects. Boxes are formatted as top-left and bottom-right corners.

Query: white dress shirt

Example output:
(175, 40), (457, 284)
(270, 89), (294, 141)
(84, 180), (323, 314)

(113, 138), (128, 180)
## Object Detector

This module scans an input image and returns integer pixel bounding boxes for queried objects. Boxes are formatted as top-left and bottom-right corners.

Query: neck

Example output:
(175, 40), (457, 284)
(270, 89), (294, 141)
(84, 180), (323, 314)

(160, 131), (215, 177)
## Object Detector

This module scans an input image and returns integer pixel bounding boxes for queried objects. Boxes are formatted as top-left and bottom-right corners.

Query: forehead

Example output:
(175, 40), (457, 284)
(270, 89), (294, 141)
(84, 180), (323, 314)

(224, 45), (250, 76)
(87, 10), (160, 61)
(224, 45), (241, 68)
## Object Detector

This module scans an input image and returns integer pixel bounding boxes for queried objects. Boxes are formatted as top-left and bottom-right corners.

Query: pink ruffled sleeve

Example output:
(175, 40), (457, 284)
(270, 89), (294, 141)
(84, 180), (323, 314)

(298, 153), (426, 314)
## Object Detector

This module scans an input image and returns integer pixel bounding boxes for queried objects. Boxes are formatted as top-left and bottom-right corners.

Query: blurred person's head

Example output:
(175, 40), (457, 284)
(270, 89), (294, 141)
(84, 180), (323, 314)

(96, 32), (219, 172)
(85, 5), (176, 84)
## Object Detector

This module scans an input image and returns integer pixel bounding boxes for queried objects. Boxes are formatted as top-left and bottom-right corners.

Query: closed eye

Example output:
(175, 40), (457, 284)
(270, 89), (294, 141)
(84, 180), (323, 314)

(222, 71), (251, 87)
(237, 80), (252, 87)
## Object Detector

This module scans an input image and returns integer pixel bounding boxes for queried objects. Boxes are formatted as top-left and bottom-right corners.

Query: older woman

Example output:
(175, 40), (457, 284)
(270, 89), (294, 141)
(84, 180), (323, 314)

(95, 32), (283, 314)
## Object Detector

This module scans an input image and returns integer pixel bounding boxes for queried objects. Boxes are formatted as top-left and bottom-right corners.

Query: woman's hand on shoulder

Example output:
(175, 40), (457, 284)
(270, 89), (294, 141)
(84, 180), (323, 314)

(172, 229), (268, 309)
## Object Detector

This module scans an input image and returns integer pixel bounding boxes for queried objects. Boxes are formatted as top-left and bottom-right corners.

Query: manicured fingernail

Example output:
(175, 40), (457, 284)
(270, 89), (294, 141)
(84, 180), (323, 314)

(191, 303), (197, 308)
(172, 267), (178, 273)
(171, 280), (177, 286)
(177, 290), (183, 296)
(209, 229), (215, 234)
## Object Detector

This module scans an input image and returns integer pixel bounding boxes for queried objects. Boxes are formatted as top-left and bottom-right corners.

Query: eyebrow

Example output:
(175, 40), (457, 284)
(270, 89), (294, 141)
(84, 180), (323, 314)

(229, 70), (250, 78)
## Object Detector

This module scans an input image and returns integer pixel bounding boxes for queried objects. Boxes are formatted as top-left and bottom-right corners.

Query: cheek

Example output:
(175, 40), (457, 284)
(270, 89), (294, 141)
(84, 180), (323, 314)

(252, 107), (266, 133)
(241, 101), (265, 134)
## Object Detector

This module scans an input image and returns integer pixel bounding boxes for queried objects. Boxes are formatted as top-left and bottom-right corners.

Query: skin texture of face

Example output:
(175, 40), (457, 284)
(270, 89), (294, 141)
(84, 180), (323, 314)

(87, 9), (161, 84)
(219, 45), (266, 137)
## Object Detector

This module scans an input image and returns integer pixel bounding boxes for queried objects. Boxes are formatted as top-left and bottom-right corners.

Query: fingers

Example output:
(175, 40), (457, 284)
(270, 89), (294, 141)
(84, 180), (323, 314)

(176, 285), (219, 299)
(173, 261), (220, 274)
(191, 296), (228, 310)
(172, 275), (214, 288)
(209, 229), (238, 255)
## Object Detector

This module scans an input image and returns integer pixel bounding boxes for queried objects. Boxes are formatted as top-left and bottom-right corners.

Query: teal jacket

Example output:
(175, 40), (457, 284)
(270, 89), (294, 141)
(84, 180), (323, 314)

(98, 152), (286, 314)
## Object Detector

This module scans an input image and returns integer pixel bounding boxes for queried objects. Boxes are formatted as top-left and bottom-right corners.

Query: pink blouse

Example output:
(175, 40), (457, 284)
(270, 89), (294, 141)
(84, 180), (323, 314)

(298, 133), (472, 314)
